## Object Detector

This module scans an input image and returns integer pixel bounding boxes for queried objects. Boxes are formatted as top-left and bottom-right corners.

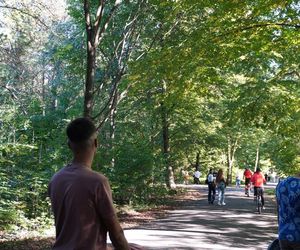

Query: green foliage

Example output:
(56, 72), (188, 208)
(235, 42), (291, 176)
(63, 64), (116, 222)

(112, 140), (155, 205)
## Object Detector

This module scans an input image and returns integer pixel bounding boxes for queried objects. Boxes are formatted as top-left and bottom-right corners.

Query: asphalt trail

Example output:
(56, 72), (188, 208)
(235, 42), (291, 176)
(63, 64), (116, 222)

(122, 184), (278, 250)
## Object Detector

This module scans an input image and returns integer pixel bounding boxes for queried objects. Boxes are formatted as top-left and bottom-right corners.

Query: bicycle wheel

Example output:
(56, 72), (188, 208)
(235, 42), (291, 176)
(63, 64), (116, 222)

(257, 196), (262, 214)
(257, 194), (262, 214)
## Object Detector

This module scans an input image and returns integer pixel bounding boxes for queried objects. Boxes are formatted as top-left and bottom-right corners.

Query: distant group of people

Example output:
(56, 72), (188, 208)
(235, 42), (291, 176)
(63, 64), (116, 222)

(185, 166), (267, 208)
(205, 166), (300, 249)
(182, 169), (202, 185)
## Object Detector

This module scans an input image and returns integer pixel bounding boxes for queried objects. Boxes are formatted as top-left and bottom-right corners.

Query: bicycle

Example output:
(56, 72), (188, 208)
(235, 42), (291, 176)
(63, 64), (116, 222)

(254, 187), (263, 214)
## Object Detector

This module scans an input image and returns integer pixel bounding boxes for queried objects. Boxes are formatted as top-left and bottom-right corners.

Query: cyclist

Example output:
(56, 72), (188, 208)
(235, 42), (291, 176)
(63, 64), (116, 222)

(243, 167), (253, 196)
(251, 167), (266, 209)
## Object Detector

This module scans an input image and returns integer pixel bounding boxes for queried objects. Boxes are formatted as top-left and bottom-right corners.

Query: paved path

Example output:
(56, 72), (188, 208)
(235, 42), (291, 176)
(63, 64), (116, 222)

(121, 184), (278, 250)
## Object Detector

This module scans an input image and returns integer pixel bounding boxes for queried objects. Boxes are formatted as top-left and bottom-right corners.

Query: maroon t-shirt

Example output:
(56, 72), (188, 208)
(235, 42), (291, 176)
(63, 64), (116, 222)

(48, 163), (116, 250)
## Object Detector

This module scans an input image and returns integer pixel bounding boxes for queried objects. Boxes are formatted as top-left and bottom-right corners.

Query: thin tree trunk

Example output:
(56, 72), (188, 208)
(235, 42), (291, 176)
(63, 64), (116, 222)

(83, 46), (96, 118)
(42, 59), (46, 116)
(110, 107), (116, 168)
(226, 152), (232, 184)
(50, 62), (60, 111)
(255, 144), (260, 171)
(32, 130), (35, 144)
(13, 128), (16, 144)
(226, 136), (238, 184)
(226, 136), (231, 183)
(195, 152), (200, 171)
(161, 101), (175, 189)
(39, 142), (42, 163)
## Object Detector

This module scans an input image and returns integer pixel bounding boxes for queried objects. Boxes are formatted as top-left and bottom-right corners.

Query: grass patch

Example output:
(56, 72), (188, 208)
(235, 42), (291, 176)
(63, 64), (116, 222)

(265, 188), (275, 196)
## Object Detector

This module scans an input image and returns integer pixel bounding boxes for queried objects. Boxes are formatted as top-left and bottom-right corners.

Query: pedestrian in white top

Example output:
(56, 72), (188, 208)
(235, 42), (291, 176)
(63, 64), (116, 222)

(193, 170), (201, 184)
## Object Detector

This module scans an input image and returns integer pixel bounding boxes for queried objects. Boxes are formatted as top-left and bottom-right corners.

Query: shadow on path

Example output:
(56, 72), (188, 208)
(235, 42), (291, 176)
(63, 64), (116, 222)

(123, 185), (278, 250)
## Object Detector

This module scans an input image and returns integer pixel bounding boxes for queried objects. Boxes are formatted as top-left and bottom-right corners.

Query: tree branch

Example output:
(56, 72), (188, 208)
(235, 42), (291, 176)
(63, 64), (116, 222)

(95, 0), (122, 47)
(92, 72), (122, 121)
(0, 84), (18, 100)
(95, 81), (120, 131)
(84, 0), (92, 40)
(219, 21), (300, 38)
(239, 22), (300, 32)
(93, 0), (105, 43)
(0, 5), (49, 28)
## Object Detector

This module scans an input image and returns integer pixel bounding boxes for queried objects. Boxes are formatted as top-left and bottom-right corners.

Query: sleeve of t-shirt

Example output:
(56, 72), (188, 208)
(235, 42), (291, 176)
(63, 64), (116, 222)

(95, 177), (117, 220)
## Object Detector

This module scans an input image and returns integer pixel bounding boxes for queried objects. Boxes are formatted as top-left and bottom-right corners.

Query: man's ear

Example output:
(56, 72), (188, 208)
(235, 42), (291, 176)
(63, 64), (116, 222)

(94, 138), (98, 148)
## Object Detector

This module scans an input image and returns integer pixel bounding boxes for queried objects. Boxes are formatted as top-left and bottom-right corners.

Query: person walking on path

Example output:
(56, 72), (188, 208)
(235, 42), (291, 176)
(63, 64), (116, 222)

(276, 173), (300, 250)
(207, 169), (216, 204)
(251, 167), (266, 209)
(216, 169), (226, 206)
(193, 169), (201, 184)
(182, 170), (189, 185)
(236, 174), (241, 188)
(48, 118), (131, 250)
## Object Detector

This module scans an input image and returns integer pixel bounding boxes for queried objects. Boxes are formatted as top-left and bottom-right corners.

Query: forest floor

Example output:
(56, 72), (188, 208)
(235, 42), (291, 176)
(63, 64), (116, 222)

(0, 184), (278, 250)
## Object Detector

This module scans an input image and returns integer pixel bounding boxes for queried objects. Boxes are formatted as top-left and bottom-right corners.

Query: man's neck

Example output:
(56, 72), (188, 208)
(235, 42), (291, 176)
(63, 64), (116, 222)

(72, 154), (94, 169)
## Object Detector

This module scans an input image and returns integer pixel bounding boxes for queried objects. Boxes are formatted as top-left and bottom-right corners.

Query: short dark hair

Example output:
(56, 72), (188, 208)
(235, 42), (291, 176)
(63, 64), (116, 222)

(67, 118), (96, 143)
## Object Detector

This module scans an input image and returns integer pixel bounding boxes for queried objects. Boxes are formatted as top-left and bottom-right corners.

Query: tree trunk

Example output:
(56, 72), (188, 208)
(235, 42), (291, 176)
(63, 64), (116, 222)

(83, 45), (96, 118)
(226, 136), (238, 184)
(226, 152), (233, 184)
(50, 62), (60, 111)
(110, 107), (116, 168)
(38, 142), (42, 163)
(161, 101), (175, 189)
(254, 144), (260, 171)
(13, 127), (16, 144)
(42, 58), (46, 116)
(195, 152), (200, 171)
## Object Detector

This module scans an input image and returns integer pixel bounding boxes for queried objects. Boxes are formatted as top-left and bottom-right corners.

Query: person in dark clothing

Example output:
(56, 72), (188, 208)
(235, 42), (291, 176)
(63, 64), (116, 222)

(264, 173), (268, 183)
(207, 169), (216, 204)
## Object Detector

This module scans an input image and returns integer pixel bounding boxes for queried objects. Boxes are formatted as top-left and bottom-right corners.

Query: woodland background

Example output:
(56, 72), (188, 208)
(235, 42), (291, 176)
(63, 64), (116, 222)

(0, 0), (299, 233)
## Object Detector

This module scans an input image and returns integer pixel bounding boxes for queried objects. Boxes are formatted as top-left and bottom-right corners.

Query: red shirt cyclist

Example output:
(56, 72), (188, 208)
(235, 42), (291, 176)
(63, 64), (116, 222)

(243, 167), (253, 196)
(251, 167), (266, 209)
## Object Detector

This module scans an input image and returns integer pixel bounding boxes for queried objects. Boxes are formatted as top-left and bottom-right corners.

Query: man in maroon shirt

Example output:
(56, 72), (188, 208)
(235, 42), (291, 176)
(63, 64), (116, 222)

(48, 118), (130, 250)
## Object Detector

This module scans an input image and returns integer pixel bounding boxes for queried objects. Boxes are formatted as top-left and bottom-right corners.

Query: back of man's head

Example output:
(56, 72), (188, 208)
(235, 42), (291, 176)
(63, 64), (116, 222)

(67, 118), (97, 151)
